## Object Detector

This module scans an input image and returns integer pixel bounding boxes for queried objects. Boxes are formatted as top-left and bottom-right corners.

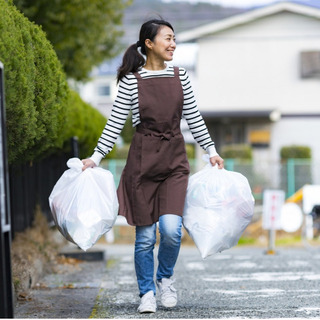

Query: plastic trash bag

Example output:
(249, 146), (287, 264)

(183, 162), (255, 259)
(49, 158), (119, 251)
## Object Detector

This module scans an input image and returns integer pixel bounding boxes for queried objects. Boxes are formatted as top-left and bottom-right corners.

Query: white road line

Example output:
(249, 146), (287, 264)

(186, 262), (206, 270)
(203, 271), (320, 282)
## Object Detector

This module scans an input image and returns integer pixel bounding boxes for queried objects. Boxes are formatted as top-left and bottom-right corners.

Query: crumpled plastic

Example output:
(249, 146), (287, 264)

(183, 161), (255, 259)
(49, 158), (119, 251)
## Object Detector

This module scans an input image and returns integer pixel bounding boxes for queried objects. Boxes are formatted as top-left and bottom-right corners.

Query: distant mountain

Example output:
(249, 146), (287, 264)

(121, 0), (320, 45)
(121, 0), (245, 45)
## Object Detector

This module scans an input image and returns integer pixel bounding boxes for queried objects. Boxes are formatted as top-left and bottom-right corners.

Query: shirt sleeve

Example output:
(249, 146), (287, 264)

(90, 76), (134, 166)
(180, 68), (218, 157)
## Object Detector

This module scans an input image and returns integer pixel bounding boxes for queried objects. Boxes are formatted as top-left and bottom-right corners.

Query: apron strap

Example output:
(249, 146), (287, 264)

(135, 67), (179, 80)
(133, 71), (142, 80)
(173, 66), (179, 78)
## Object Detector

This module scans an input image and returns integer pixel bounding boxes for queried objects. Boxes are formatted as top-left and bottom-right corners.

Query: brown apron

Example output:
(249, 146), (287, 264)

(117, 67), (190, 226)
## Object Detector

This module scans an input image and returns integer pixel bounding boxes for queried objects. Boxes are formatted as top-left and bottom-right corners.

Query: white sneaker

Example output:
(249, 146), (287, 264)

(157, 278), (177, 308)
(137, 290), (157, 313)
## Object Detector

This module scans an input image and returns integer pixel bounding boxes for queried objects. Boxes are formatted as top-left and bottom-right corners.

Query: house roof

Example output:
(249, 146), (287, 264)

(177, 1), (320, 42)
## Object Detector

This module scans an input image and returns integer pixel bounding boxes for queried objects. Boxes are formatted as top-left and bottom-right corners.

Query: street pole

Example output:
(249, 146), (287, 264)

(0, 61), (14, 318)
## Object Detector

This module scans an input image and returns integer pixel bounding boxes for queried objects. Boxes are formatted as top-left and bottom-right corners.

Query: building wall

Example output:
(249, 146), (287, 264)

(272, 117), (320, 161)
(79, 74), (117, 118)
(197, 12), (320, 114)
(195, 11), (320, 163)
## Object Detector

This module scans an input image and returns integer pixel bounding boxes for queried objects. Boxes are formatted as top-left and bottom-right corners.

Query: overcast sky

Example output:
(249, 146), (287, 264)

(164, 0), (282, 8)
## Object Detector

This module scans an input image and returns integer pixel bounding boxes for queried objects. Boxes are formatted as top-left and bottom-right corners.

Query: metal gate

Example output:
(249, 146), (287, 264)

(0, 61), (14, 317)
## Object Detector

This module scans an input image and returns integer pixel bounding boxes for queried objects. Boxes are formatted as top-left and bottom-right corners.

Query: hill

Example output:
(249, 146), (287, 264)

(121, 0), (245, 45)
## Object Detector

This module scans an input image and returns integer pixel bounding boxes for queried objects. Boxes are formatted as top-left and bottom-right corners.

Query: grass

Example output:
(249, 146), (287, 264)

(275, 235), (303, 246)
(237, 237), (257, 245)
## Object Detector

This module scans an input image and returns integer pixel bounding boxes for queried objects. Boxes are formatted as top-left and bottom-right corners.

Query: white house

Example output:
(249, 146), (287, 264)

(177, 1), (320, 184)
(78, 56), (122, 118)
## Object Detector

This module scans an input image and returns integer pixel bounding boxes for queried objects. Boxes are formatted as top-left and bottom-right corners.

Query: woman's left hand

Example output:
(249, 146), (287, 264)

(210, 155), (224, 169)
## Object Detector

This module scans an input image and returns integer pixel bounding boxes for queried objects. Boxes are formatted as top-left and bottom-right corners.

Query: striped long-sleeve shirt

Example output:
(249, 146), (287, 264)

(90, 65), (217, 165)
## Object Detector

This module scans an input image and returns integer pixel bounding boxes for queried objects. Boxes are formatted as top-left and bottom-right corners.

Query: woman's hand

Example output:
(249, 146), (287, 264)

(210, 155), (224, 169)
(81, 158), (96, 171)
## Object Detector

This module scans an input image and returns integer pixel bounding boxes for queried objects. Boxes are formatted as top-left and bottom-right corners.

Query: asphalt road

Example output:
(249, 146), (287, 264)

(15, 243), (320, 319)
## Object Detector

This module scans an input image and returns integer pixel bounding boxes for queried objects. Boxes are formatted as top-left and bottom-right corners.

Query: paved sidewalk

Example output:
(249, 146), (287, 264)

(15, 243), (320, 319)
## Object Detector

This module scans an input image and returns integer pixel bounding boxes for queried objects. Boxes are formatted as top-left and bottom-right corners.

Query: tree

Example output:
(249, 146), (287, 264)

(14, 0), (131, 81)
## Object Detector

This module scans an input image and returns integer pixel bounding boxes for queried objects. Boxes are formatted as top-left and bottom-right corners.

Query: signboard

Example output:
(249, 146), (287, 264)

(262, 190), (285, 230)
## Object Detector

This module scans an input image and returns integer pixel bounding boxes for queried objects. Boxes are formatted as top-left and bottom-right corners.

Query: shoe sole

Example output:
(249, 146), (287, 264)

(138, 309), (156, 313)
(161, 300), (177, 308)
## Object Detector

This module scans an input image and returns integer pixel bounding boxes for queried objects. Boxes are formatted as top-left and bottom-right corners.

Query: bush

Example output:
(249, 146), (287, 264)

(0, 0), (108, 163)
(186, 143), (195, 159)
(280, 145), (312, 194)
(280, 145), (311, 160)
(62, 90), (107, 159)
(119, 113), (134, 144)
(220, 144), (253, 160)
(0, 0), (69, 164)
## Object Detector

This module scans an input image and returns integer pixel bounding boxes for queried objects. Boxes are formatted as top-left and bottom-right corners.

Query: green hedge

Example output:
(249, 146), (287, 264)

(280, 145), (311, 160)
(0, 0), (68, 163)
(0, 0), (106, 163)
(280, 145), (312, 193)
(62, 91), (106, 159)
(220, 144), (253, 160)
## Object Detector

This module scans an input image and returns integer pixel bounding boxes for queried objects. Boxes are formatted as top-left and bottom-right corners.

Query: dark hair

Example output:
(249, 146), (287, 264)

(116, 19), (174, 83)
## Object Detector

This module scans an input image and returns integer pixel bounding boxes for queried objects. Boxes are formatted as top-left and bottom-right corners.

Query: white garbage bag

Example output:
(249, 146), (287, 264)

(49, 158), (119, 251)
(183, 163), (255, 259)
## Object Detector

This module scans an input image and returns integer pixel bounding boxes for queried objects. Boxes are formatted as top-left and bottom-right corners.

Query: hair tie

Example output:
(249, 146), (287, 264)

(136, 41), (141, 48)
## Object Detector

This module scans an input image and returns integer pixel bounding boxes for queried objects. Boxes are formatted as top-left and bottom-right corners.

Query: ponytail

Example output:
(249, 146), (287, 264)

(116, 19), (174, 84)
(116, 42), (145, 84)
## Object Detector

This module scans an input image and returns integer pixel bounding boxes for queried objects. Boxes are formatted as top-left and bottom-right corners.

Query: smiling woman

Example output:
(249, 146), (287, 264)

(143, 26), (176, 69)
(81, 18), (224, 315)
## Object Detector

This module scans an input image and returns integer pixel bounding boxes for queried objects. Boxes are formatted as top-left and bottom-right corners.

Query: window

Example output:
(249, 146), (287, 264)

(249, 130), (270, 148)
(300, 51), (320, 79)
(97, 85), (110, 96)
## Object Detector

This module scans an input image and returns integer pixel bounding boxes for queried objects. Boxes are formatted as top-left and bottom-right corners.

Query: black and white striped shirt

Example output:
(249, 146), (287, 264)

(90, 65), (217, 165)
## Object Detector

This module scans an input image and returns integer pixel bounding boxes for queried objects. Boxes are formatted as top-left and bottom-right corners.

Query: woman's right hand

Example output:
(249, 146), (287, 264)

(81, 158), (96, 171)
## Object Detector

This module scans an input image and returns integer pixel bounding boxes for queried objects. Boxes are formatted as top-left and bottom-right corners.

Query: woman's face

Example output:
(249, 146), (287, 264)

(147, 26), (176, 61)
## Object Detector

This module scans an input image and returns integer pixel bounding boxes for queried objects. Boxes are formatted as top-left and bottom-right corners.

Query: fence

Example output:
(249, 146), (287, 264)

(103, 158), (319, 204)
(10, 155), (315, 234)
(8, 153), (70, 234)
(9, 155), (315, 234)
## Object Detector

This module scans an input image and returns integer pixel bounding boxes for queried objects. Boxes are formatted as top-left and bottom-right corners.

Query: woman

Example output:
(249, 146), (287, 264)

(82, 19), (224, 313)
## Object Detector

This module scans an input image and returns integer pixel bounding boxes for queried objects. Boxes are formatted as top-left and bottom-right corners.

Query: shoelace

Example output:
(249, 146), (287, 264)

(142, 294), (155, 305)
(161, 279), (177, 294)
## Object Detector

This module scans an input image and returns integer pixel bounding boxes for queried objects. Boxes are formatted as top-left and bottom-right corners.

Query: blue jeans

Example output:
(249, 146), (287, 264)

(134, 214), (182, 297)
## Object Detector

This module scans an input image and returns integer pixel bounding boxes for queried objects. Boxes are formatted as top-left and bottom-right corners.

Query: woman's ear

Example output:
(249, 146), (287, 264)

(145, 39), (153, 50)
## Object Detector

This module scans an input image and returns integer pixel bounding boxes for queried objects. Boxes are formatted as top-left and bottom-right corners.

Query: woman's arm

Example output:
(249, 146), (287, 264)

(180, 68), (224, 168)
(83, 75), (136, 168)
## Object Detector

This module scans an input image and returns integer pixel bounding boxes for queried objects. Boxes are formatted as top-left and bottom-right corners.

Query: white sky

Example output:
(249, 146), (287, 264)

(165, 0), (282, 8)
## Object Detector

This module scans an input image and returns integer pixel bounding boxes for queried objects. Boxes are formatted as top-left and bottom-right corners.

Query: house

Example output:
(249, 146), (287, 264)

(79, 56), (122, 118)
(177, 1), (320, 184)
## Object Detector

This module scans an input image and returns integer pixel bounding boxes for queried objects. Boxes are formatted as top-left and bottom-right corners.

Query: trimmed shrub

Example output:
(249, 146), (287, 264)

(186, 143), (195, 159)
(280, 145), (312, 194)
(62, 90), (107, 159)
(0, 0), (68, 164)
(0, 0), (108, 164)
(280, 145), (311, 160)
(220, 144), (253, 160)
(121, 114), (135, 144)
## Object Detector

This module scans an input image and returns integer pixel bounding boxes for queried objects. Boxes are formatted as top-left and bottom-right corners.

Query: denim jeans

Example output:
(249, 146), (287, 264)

(134, 214), (182, 297)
